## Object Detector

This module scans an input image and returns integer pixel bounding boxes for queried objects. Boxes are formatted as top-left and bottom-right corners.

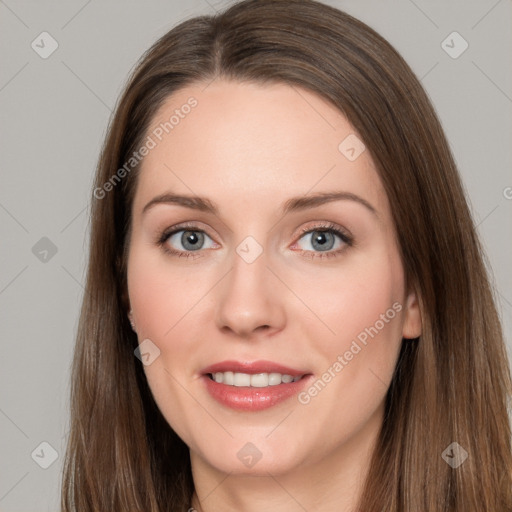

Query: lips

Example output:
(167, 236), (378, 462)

(200, 360), (312, 411)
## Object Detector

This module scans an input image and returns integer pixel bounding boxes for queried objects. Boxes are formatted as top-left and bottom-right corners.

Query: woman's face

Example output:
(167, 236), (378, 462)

(126, 79), (421, 477)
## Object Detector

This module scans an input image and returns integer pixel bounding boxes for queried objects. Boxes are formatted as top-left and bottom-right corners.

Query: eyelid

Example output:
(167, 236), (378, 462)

(289, 222), (354, 260)
(156, 223), (218, 259)
(293, 221), (352, 242)
(158, 221), (218, 242)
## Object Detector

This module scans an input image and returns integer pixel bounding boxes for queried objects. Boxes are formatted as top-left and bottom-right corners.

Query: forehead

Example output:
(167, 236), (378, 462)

(132, 79), (388, 219)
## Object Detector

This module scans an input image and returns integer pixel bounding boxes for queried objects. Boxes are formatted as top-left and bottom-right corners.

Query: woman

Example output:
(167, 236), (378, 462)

(61, 0), (512, 510)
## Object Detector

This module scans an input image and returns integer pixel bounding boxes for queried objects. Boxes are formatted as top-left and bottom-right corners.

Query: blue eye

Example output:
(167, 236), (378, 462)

(161, 229), (216, 254)
(294, 224), (352, 257)
(298, 230), (339, 252)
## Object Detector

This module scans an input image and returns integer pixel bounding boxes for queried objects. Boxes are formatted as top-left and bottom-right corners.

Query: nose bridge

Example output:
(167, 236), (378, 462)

(215, 235), (285, 336)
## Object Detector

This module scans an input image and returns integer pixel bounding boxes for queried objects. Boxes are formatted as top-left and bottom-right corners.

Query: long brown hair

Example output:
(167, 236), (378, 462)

(61, 1), (512, 510)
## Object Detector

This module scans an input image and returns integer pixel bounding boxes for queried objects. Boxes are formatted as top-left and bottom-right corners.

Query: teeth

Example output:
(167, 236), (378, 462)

(211, 371), (303, 387)
(234, 373), (251, 387)
(268, 373), (282, 386)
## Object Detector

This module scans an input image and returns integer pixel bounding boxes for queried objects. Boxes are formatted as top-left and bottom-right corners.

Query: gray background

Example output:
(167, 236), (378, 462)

(0, 0), (511, 510)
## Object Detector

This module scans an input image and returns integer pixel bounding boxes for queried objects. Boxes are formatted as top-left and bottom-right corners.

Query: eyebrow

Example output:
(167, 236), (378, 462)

(142, 191), (378, 217)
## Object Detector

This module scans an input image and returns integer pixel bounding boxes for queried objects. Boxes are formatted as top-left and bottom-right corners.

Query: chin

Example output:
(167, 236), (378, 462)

(191, 434), (309, 476)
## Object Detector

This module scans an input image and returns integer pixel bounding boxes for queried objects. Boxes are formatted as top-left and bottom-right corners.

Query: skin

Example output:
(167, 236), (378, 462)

(126, 79), (422, 512)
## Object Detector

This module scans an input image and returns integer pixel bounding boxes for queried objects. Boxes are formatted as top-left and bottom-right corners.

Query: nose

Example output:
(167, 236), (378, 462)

(215, 244), (286, 339)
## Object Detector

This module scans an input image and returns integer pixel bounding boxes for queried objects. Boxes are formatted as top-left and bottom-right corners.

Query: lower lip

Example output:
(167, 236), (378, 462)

(202, 375), (312, 411)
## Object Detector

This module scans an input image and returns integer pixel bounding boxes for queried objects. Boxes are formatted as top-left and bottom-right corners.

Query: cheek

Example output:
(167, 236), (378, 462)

(294, 246), (405, 411)
(127, 246), (205, 339)
(291, 246), (404, 355)
(127, 247), (216, 443)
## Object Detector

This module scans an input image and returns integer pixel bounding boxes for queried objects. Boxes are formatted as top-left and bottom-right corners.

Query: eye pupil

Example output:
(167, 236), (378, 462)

(312, 230), (335, 251)
(182, 230), (203, 251)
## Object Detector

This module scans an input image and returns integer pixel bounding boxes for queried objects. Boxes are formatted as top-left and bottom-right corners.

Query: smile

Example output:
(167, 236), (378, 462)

(207, 371), (304, 387)
(200, 360), (312, 411)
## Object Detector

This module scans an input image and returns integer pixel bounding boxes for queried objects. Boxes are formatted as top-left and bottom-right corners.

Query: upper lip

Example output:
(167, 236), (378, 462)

(201, 360), (309, 377)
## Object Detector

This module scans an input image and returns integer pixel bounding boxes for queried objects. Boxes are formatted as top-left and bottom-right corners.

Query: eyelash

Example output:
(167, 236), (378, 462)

(156, 221), (354, 260)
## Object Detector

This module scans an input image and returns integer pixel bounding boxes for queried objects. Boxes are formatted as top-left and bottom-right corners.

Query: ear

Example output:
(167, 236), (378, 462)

(128, 309), (137, 333)
(402, 289), (422, 339)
